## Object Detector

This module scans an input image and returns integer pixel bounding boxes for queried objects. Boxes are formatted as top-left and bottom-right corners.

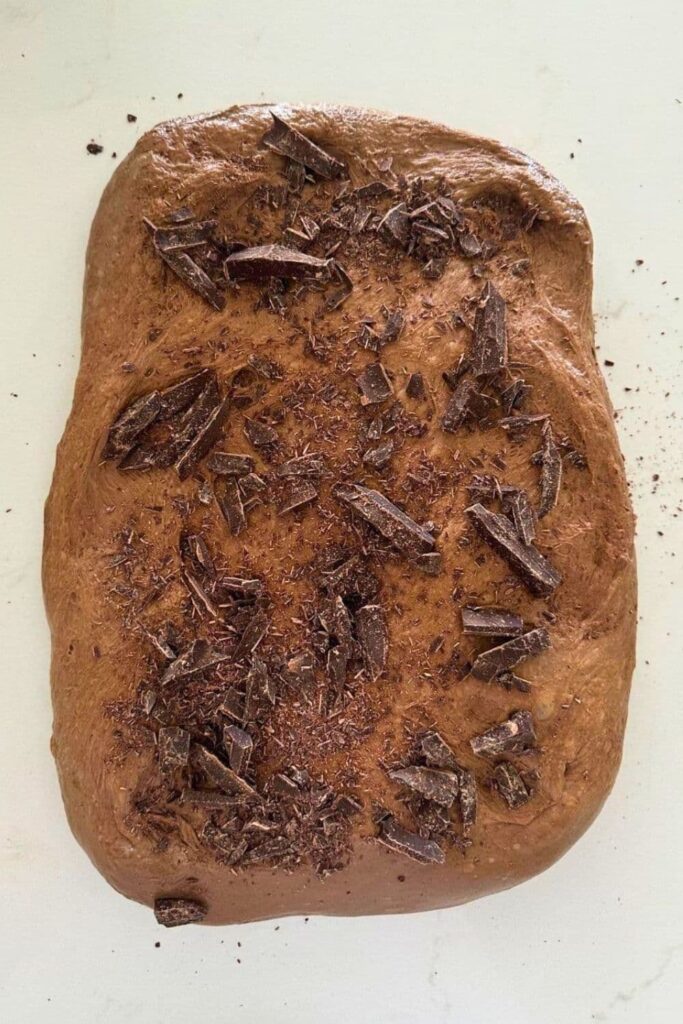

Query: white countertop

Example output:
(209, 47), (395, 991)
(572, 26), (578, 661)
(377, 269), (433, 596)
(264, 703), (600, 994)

(1, 1), (681, 1021)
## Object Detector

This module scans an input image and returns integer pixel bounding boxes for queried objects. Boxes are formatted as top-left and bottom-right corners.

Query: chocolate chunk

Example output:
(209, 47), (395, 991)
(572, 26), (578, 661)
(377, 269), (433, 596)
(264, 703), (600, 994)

(471, 627), (550, 681)
(382, 309), (405, 345)
(244, 417), (279, 453)
(537, 421), (563, 518)
(215, 476), (247, 535)
(389, 765), (460, 807)
(498, 670), (532, 693)
(152, 219), (216, 253)
(492, 761), (532, 808)
(415, 551), (442, 575)
(161, 639), (229, 685)
(207, 451), (255, 477)
(354, 181), (392, 199)
(244, 655), (276, 717)
(103, 391), (162, 461)
(363, 438), (394, 470)
(471, 281), (507, 377)
(458, 231), (482, 257)
(223, 724), (253, 776)
(146, 626), (177, 661)
(325, 260), (354, 310)
(191, 744), (259, 799)
(366, 415), (383, 441)
(153, 241), (225, 310)
(502, 487), (536, 545)
(279, 479), (318, 514)
(333, 793), (363, 816)
(443, 354), (470, 389)
(277, 453), (325, 478)
(159, 369), (216, 420)
(261, 112), (344, 180)
(239, 472), (268, 498)
(271, 773), (300, 798)
(357, 363), (394, 406)
(377, 813), (445, 864)
(466, 503), (562, 596)
(356, 604), (388, 681)
(457, 769), (477, 833)
(225, 243), (331, 282)
(175, 396), (229, 480)
(167, 206), (193, 224)
(500, 378), (531, 416)
(221, 576), (264, 597)
(183, 571), (219, 618)
(287, 650), (316, 687)
(334, 483), (435, 556)
(357, 323), (380, 352)
(470, 710), (536, 758)
(420, 731), (458, 770)
(285, 157), (307, 193)
(154, 897), (207, 928)
(499, 413), (549, 433)
(158, 726), (191, 770)
(406, 372), (425, 399)
(218, 686), (245, 722)
(234, 611), (269, 660)
(86, 142), (103, 155)
(378, 203), (411, 249)
(461, 606), (524, 638)
(441, 378), (475, 433)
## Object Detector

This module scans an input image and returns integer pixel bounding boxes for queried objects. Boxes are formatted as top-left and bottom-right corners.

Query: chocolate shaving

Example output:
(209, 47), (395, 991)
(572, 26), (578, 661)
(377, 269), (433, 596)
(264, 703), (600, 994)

(492, 761), (532, 808)
(161, 639), (229, 685)
(183, 571), (219, 618)
(191, 744), (259, 799)
(363, 438), (394, 470)
(207, 452), (255, 477)
(277, 453), (325, 478)
(378, 203), (411, 249)
(382, 309), (405, 344)
(158, 726), (190, 770)
(389, 766), (460, 807)
(279, 479), (318, 514)
(218, 686), (245, 722)
(466, 502), (561, 596)
(224, 244), (331, 282)
(175, 395), (229, 480)
(458, 231), (482, 257)
(154, 897), (207, 928)
(334, 483), (435, 556)
(537, 421), (562, 517)
(262, 112), (344, 180)
(356, 604), (388, 681)
(461, 607), (524, 638)
(499, 413), (549, 433)
(223, 724), (254, 776)
(501, 487), (536, 545)
(357, 362), (394, 406)
(333, 793), (363, 816)
(325, 261), (353, 310)
(470, 627), (550, 681)
(355, 181), (392, 200)
(441, 378), (475, 433)
(406, 372), (425, 399)
(377, 813), (445, 864)
(103, 391), (162, 461)
(471, 281), (507, 377)
(215, 476), (247, 535)
(470, 710), (536, 758)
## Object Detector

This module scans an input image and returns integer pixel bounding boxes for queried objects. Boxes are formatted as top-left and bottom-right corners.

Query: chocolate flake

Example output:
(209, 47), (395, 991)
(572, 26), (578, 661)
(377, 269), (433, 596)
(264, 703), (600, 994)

(377, 813), (445, 864)
(335, 483), (435, 556)
(215, 476), (247, 535)
(277, 453), (325, 478)
(154, 897), (207, 928)
(356, 604), (388, 681)
(441, 378), (475, 433)
(378, 203), (411, 249)
(183, 571), (219, 618)
(355, 181), (392, 200)
(415, 551), (442, 575)
(279, 479), (318, 514)
(333, 793), (363, 816)
(406, 372), (425, 399)
(152, 219), (216, 253)
(357, 362), (394, 406)
(234, 611), (269, 660)
(224, 244), (331, 282)
(382, 309), (405, 345)
(461, 606), (524, 638)
(175, 395), (229, 480)
(158, 726), (191, 770)
(500, 378), (531, 416)
(159, 369), (216, 420)
(537, 421), (563, 518)
(457, 769), (477, 833)
(470, 710), (536, 758)
(389, 765), (460, 807)
(207, 451), (255, 477)
(244, 417), (279, 453)
(492, 761), (532, 808)
(502, 487), (536, 545)
(420, 731), (458, 770)
(161, 639), (229, 685)
(244, 655), (276, 717)
(470, 627), (550, 681)
(103, 392), (162, 461)
(466, 503), (561, 596)
(262, 112), (344, 180)
(223, 724), (254, 776)
(149, 229), (225, 310)
(362, 438), (394, 470)
(191, 744), (259, 799)
(471, 281), (507, 377)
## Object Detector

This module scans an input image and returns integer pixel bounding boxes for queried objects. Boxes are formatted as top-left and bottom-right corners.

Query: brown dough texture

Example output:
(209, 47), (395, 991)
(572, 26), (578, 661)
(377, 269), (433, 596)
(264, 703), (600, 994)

(43, 104), (636, 925)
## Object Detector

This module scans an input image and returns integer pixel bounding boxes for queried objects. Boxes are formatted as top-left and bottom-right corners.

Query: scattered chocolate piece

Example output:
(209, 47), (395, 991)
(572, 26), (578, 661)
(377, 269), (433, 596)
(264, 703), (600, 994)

(457, 769), (477, 833)
(325, 260), (354, 310)
(285, 158), (307, 193)
(382, 309), (405, 344)
(147, 223), (225, 310)
(234, 611), (268, 660)
(225, 244), (332, 282)
(499, 413), (549, 433)
(377, 813), (445, 864)
(334, 483), (435, 556)
(537, 421), (562, 518)
(159, 369), (216, 420)
(277, 453), (325, 478)
(466, 503), (561, 596)
(333, 793), (363, 816)
(354, 181), (392, 199)
(378, 203), (411, 249)
(470, 627), (550, 681)
(363, 438), (394, 470)
(223, 725), (254, 776)
(287, 650), (316, 687)
(215, 476), (247, 535)
(154, 897), (207, 928)
(152, 219), (217, 253)
(261, 112), (344, 180)
(239, 473), (268, 499)
(500, 378), (531, 416)
(406, 372), (425, 399)
(461, 607), (524, 638)
(207, 451), (255, 477)
(471, 281), (508, 377)
(158, 726), (191, 770)
(470, 710), (536, 758)
(498, 670), (532, 693)
(492, 761), (532, 808)
(161, 639), (229, 685)
(192, 744), (259, 799)
(356, 604), (388, 681)
(357, 362), (394, 406)
(167, 207), (194, 224)
(218, 686), (245, 722)
(357, 323), (381, 352)
(389, 766), (460, 807)
(502, 487), (536, 545)
(175, 395), (230, 480)
(244, 655), (276, 717)
(183, 571), (219, 618)
(441, 378), (475, 433)
(145, 625), (177, 661)
(420, 731), (459, 770)
(244, 417), (279, 453)
(443, 354), (470, 389)
(415, 551), (442, 576)
(271, 773), (300, 798)
(279, 479), (318, 514)
(102, 391), (162, 461)
(366, 415), (383, 441)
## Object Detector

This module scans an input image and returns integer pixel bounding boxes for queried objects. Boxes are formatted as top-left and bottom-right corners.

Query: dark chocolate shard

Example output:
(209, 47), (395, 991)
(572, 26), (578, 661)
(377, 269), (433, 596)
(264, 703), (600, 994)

(357, 362), (394, 406)
(406, 372), (425, 399)
(470, 710), (536, 758)
(261, 112), (344, 180)
(191, 744), (259, 799)
(207, 451), (255, 477)
(146, 626), (177, 661)
(415, 551), (442, 575)
(357, 322), (380, 352)
(458, 231), (482, 257)
(457, 769), (477, 833)
(155, 245), (225, 310)
(239, 472), (268, 499)
(466, 502), (562, 596)
(285, 157), (307, 193)
(492, 761), (532, 808)
(244, 655), (276, 718)
(215, 476), (247, 535)
(537, 421), (563, 518)
(471, 627), (550, 681)
(158, 726), (191, 770)
(223, 724), (254, 776)
(183, 571), (219, 618)
(377, 813), (445, 864)
(180, 531), (215, 578)
(333, 793), (363, 816)
(152, 219), (216, 253)
(334, 483), (435, 556)
(279, 479), (318, 514)
(161, 639), (229, 685)
(102, 391), (162, 461)
(498, 670), (532, 693)
(420, 731), (458, 770)
(287, 650), (316, 687)
(154, 897), (207, 928)
(382, 309), (405, 345)
(119, 435), (176, 472)
(218, 686), (245, 722)
(271, 772), (300, 798)
(502, 487), (536, 545)
(356, 604), (388, 681)
(363, 438), (394, 470)
(354, 180), (392, 200)
(471, 281), (507, 377)
(224, 243), (331, 282)
(441, 378), (475, 433)
(175, 396), (229, 480)
(325, 260), (353, 311)
(388, 765), (460, 807)
(500, 378), (532, 416)
(234, 611), (268, 660)
(327, 645), (348, 692)
(276, 453), (325, 478)
(244, 417), (279, 453)
(366, 415), (383, 441)
(378, 203), (411, 249)
(443, 354), (470, 390)
(461, 606), (524, 638)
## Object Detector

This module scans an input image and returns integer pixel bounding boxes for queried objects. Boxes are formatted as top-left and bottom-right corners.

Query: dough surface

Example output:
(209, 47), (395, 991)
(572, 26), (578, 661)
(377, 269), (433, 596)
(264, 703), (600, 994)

(43, 104), (636, 925)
